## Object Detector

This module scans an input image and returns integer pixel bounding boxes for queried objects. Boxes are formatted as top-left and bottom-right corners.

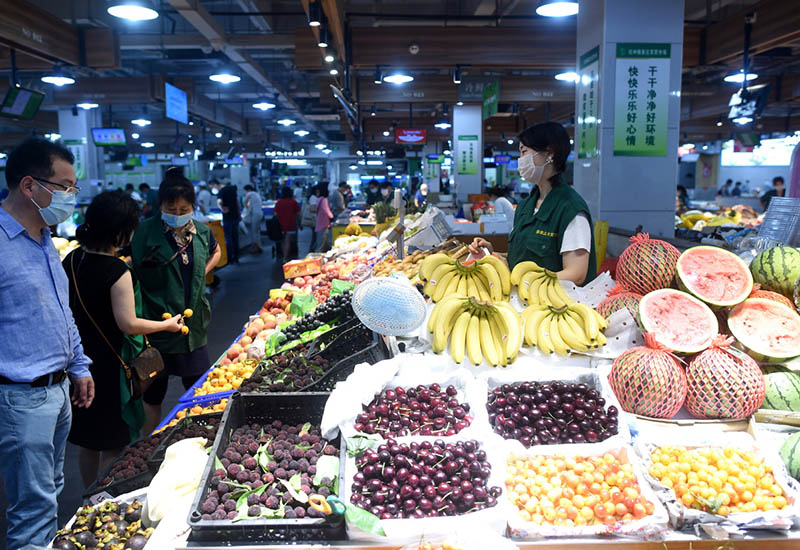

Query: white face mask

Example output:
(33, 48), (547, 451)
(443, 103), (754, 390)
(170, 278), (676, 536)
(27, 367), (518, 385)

(518, 153), (552, 184)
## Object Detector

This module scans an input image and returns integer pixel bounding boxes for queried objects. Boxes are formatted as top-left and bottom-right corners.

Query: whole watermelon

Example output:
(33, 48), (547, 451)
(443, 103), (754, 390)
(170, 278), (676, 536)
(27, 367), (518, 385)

(780, 432), (800, 481)
(761, 365), (800, 411)
(597, 284), (642, 320)
(750, 246), (800, 299)
(616, 233), (680, 295)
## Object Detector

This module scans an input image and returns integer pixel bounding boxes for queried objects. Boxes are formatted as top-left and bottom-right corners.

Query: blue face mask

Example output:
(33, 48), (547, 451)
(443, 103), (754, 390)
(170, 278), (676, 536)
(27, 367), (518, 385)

(31, 180), (76, 225)
(162, 211), (193, 228)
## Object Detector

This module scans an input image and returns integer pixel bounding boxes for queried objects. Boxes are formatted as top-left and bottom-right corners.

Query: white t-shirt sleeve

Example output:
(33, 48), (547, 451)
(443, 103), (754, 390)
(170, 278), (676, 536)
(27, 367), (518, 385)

(560, 213), (592, 254)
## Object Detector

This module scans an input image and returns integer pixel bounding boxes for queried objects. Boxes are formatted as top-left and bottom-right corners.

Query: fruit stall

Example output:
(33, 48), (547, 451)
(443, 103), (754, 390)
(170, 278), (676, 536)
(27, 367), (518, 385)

(51, 233), (800, 550)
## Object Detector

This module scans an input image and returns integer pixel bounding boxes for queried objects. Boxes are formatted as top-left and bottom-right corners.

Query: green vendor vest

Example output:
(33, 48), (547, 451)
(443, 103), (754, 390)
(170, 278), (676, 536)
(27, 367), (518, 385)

(130, 217), (212, 354)
(507, 177), (597, 285)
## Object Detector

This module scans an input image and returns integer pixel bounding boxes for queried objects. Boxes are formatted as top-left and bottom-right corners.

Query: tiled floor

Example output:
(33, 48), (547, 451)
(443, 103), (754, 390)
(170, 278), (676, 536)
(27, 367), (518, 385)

(0, 232), (312, 548)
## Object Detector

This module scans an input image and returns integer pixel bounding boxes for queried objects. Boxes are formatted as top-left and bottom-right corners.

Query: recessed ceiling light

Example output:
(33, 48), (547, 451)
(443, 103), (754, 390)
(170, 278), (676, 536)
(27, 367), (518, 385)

(456, 101), (464, 106)
(76, 103), (99, 110)
(141, 142), (155, 148)
(329, 68), (339, 76)
(107, 1), (158, 21)
(214, 132), (223, 138)
(41, 74), (75, 86)
(294, 130), (310, 137)
(536, 0), (578, 17)
(324, 51), (335, 63)
(434, 122), (452, 130)
(683, 143), (695, 149)
(131, 133), (140, 139)
(228, 138), (234, 144)
(277, 119), (297, 126)
(209, 73), (240, 84)
(131, 118), (151, 127)
(188, 139), (194, 144)
(349, 164), (357, 170)
(315, 143), (327, 149)
(323, 149), (332, 154)
(384, 73), (414, 85)
(733, 116), (753, 125)
(252, 101), (276, 111)
(555, 71), (579, 83)
(507, 138), (514, 145)
(45, 133), (61, 142)
(724, 70), (758, 83)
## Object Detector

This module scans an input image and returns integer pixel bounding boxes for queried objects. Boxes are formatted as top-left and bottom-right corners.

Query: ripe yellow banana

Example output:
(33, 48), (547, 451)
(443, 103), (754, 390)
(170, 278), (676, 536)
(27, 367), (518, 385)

(428, 262), (456, 289)
(548, 314), (569, 355)
(420, 254), (454, 282)
(519, 271), (539, 304)
(522, 305), (550, 346)
(572, 303), (600, 340)
(466, 315), (483, 365)
(510, 260), (542, 285)
(472, 271), (493, 302)
(493, 302), (521, 363)
(479, 315), (500, 366)
(449, 310), (471, 363)
(536, 313), (554, 354)
(432, 299), (468, 352)
(477, 264), (503, 302)
(427, 293), (462, 332)
(465, 275), (479, 300)
(487, 312), (508, 366)
(546, 279), (570, 308)
(537, 275), (551, 305)
(558, 313), (593, 352)
(481, 255), (512, 295)
(432, 269), (458, 302)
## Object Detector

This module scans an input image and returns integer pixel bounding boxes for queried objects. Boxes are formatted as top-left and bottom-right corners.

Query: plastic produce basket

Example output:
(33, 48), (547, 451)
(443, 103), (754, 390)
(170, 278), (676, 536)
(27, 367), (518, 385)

(301, 330), (392, 393)
(187, 393), (346, 543)
(83, 434), (166, 500)
(154, 392), (233, 434)
(148, 412), (223, 469)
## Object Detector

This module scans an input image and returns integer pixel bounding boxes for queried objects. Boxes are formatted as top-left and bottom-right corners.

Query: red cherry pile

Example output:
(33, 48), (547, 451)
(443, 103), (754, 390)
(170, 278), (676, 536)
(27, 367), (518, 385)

(350, 438), (500, 519)
(354, 384), (472, 438)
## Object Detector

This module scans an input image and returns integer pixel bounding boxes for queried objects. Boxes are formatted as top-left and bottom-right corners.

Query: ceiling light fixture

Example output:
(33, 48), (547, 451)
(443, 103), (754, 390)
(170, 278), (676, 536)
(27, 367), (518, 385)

(384, 73), (414, 85)
(188, 119), (194, 126)
(370, 105), (376, 117)
(317, 26), (329, 48)
(716, 117), (724, 127)
(374, 66), (383, 85)
(507, 138), (514, 145)
(277, 119), (296, 126)
(329, 68), (339, 76)
(294, 130), (310, 137)
(209, 72), (240, 84)
(453, 66), (462, 85)
(252, 101), (276, 111)
(349, 164), (358, 170)
(214, 132), (223, 138)
(228, 138), (234, 144)
(131, 117), (151, 127)
(683, 143), (695, 149)
(434, 121), (452, 130)
(324, 50), (335, 63)
(188, 139), (194, 144)
(107, 1), (158, 21)
(723, 70), (758, 83)
(308, 0), (322, 27)
(323, 149), (332, 155)
(456, 101), (464, 106)
(733, 116), (753, 125)
(382, 130), (390, 137)
(76, 103), (99, 110)
(141, 142), (155, 148)
(45, 133), (61, 142)
(554, 71), (579, 83)
(131, 132), (140, 139)
(315, 143), (327, 149)
(41, 69), (75, 87)
(536, 0), (579, 17)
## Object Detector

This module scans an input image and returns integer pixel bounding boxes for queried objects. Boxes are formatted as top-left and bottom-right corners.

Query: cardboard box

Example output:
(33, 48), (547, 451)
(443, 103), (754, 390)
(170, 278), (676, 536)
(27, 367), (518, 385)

(282, 257), (322, 279)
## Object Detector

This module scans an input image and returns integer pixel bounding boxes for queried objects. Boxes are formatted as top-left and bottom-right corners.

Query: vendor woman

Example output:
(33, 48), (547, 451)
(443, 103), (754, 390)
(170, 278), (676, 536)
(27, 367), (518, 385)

(469, 122), (596, 286)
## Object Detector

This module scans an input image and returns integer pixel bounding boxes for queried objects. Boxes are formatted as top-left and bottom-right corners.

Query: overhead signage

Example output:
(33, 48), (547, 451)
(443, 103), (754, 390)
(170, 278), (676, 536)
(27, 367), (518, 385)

(457, 76), (497, 101)
(457, 135), (479, 175)
(427, 153), (444, 164)
(613, 43), (670, 157)
(482, 80), (499, 120)
(395, 128), (427, 145)
(165, 82), (188, 124)
(577, 45), (599, 159)
(493, 154), (511, 164)
(92, 128), (126, 147)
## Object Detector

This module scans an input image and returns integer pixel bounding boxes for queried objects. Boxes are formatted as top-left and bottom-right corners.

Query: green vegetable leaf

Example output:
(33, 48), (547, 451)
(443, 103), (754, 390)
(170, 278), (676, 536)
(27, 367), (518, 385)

(345, 504), (386, 537)
(256, 440), (274, 473)
(259, 503), (285, 519)
(214, 455), (224, 472)
(279, 475), (308, 503)
(313, 455), (340, 487)
(299, 422), (312, 437)
(346, 434), (380, 458)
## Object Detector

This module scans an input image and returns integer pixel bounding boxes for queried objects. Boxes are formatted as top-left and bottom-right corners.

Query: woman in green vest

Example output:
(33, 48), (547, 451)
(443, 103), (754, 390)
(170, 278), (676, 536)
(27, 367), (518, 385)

(131, 168), (221, 434)
(470, 122), (597, 285)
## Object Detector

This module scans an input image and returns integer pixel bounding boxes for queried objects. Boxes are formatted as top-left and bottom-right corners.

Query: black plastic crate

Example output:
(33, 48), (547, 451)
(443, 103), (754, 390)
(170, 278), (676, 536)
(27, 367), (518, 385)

(187, 393), (346, 543)
(307, 322), (375, 364)
(148, 412), (223, 470)
(301, 336), (391, 393)
(83, 434), (167, 499)
(303, 317), (363, 356)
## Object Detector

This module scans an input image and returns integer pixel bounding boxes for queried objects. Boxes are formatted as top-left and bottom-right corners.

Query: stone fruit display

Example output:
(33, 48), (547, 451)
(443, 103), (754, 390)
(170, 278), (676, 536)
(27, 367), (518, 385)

(428, 295), (521, 366)
(676, 246), (753, 308)
(648, 445), (789, 516)
(196, 420), (339, 521)
(727, 298), (800, 363)
(505, 452), (656, 526)
(53, 499), (152, 550)
(238, 353), (332, 393)
(487, 381), (619, 447)
(97, 436), (162, 489)
(354, 384), (473, 437)
(637, 289), (717, 354)
(615, 233), (680, 295)
(349, 439), (501, 519)
(419, 253), (511, 303)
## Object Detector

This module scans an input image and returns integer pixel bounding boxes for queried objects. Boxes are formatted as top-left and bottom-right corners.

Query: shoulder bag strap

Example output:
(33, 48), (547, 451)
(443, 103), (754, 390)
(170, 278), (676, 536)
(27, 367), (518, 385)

(70, 252), (135, 380)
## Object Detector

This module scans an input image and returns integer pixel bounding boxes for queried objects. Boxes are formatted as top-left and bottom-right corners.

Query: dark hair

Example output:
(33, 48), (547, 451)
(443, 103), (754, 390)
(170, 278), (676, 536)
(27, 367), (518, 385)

(517, 122), (571, 186)
(139, 183), (150, 191)
(159, 166), (196, 206)
(244, 184), (254, 191)
(368, 179), (379, 187)
(280, 186), (293, 199)
(735, 181), (742, 186)
(773, 176), (785, 185)
(725, 179), (733, 185)
(489, 187), (506, 198)
(338, 181), (348, 189)
(75, 191), (140, 250)
(317, 182), (330, 198)
(381, 181), (392, 189)
(125, 183), (134, 191)
(677, 185), (687, 194)
(6, 137), (74, 190)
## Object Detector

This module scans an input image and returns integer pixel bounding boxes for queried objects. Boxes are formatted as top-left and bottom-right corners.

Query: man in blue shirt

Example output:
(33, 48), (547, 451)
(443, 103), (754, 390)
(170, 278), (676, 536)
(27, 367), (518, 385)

(0, 138), (94, 550)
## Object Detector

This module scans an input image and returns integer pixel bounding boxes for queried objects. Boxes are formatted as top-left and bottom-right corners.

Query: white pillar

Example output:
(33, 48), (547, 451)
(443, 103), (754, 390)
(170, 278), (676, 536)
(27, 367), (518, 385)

(573, 0), (684, 237)
(58, 108), (104, 190)
(453, 104), (483, 202)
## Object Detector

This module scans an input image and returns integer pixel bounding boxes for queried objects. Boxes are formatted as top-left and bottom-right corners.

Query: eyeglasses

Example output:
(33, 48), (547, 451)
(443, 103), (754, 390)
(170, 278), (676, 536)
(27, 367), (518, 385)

(33, 177), (80, 195)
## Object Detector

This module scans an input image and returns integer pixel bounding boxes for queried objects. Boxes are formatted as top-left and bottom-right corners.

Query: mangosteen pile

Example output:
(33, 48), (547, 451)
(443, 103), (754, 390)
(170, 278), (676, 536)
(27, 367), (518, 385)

(53, 499), (152, 550)
(197, 420), (339, 521)
(99, 436), (162, 487)
(239, 354), (331, 393)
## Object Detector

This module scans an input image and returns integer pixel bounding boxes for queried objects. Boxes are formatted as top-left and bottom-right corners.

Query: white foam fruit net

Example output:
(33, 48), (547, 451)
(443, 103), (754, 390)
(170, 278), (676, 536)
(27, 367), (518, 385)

(352, 277), (428, 336)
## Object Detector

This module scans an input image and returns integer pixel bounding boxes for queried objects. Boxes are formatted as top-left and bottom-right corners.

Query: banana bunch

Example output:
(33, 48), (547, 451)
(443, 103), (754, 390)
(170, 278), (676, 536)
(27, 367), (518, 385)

(419, 253), (511, 303)
(522, 302), (608, 355)
(510, 261), (574, 307)
(428, 295), (522, 367)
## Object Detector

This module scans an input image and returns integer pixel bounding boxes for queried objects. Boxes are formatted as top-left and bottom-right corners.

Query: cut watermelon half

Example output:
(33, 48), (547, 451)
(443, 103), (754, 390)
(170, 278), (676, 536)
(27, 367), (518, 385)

(728, 298), (800, 363)
(676, 246), (753, 308)
(639, 288), (718, 353)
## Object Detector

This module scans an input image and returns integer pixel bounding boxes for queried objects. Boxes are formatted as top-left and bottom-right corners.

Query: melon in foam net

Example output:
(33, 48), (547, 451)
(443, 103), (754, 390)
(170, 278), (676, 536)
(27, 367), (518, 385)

(728, 298), (800, 363)
(638, 289), (717, 354)
(676, 245), (753, 307)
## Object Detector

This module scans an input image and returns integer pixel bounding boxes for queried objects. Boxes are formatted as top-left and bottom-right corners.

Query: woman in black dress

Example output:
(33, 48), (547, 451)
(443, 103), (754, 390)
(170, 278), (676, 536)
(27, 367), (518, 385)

(64, 191), (184, 488)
